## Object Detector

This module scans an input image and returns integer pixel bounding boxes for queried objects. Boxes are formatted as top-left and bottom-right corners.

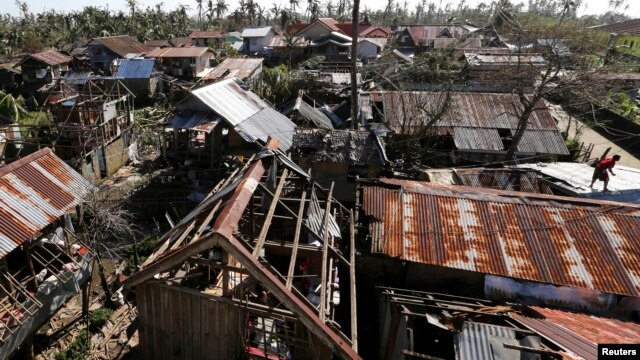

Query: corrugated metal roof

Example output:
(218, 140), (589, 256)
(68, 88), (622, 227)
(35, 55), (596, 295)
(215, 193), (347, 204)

(361, 179), (640, 297)
(452, 127), (503, 151)
(0, 148), (93, 257)
(515, 162), (640, 203)
(513, 306), (640, 360)
(146, 47), (210, 58)
(89, 35), (150, 57)
(292, 128), (387, 165)
(397, 25), (470, 45)
(241, 27), (274, 38)
(115, 59), (155, 79)
(60, 71), (93, 85)
(145, 39), (171, 48)
(189, 30), (226, 38)
(454, 321), (518, 360)
(280, 97), (334, 130)
(204, 58), (263, 81)
(267, 36), (309, 48)
(170, 111), (220, 133)
(591, 18), (640, 35)
(516, 129), (569, 155)
(19, 50), (71, 66)
(191, 78), (269, 126)
(234, 108), (295, 151)
(169, 37), (192, 47)
(454, 168), (553, 194)
(306, 188), (341, 239)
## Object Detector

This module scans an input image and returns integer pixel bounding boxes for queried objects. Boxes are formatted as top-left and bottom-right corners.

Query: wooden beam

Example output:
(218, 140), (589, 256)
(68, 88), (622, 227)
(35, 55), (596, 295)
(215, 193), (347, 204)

(319, 183), (334, 321)
(253, 169), (289, 258)
(349, 209), (358, 352)
(286, 191), (307, 290)
(263, 241), (350, 265)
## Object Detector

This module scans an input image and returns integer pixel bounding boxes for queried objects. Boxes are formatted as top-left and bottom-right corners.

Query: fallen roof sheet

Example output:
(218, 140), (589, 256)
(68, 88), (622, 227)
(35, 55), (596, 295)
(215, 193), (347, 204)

(18, 50), (71, 66)
(234, 108), (295, 151)
(191, 78), (269, 126)
(513, 306), (640, 360)
(280, 97), (334, 130)
(361, 178), (640, 297)
(514, 162), (640, 204)
(115, 59), (155, 79)
(170, 112), (220, 133)
(146, 47), (210, 58)
(0, 148), (93, 257)
(89, 35), (150, 57)
(454, 168), (553, 194)
(60, 71), (94, 85)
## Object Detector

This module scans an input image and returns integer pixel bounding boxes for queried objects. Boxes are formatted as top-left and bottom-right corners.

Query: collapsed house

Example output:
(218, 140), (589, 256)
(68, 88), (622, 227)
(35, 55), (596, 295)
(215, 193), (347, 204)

(16, 50), (72, 99)
(377, 287), (640, 360)
(279, 96), (335, 130)
(364, 91), (569, 163)
(0, 148), (94, 358)
(124, 144), (359, 359)
(201, 58), (263, 86)
(165, 78), (296, 167)
(356, 178), (640, 318)
(418, 167), (554, 194)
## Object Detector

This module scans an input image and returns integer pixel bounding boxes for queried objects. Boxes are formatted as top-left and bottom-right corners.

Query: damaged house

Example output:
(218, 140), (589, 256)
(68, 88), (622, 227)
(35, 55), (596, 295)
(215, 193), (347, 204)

(165, 78), (296, 166)
(16, 50), (71, 99)
(124, 145), (359, 359)
(0, 148), (93, 359)
(291, 129), (388, 202)
(365, 91), (569, 163)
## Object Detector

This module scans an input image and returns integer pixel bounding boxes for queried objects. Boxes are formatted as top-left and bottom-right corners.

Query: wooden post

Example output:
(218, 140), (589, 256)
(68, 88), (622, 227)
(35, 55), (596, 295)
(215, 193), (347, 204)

(252, 169), (289, 258)
(286, 191), (307, 290)
(349, 209), (358, 352)
(82, 282), (89, 318)
(319, 183), (334, 321)
(24, 244), (39, 290)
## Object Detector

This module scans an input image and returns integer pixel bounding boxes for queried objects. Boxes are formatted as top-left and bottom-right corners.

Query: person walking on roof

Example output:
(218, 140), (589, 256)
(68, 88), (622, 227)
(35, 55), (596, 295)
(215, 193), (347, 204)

(590, 154), (621, 191)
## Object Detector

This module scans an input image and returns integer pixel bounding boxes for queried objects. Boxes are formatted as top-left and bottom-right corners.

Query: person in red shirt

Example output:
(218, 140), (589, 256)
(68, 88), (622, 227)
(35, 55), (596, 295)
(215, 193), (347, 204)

(589, 154), (621, 191)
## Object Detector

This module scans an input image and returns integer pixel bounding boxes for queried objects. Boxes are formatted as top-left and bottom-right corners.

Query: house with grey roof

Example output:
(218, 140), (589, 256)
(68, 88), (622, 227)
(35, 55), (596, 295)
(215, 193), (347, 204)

(241, 27), (276, 54)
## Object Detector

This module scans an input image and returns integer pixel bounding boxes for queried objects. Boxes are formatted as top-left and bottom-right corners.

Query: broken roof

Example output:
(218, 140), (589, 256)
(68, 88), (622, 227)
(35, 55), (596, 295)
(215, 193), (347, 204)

(17, 50), (72, 66)
(513, 306), (640, 360)
(292, 128), (387, 166)
(421, 167), (554, 194)
(279, 97), (334, 130)
(397, 25), (472, 45)
(88, 35), (150, 57)
(360, 178), (640, 297)
(514, 162), (640, 204)
(203, 58), (263, 81)
(267, 35), (310, 48)
(146, 47), (211, 58)
(0, 148), (93, 257)
(123, 149), (359, 359)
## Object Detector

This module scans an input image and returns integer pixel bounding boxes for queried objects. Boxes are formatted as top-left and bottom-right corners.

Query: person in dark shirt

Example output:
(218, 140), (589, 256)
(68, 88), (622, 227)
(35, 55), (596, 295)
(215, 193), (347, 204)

(589, 154), (621, 191)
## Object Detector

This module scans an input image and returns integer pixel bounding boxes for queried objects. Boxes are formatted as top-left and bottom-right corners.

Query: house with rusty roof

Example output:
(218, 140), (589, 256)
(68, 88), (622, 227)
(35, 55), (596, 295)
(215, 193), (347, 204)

(363, 91), (569, 163)
(292, 128), (388, 202)
(391, 25), (480, 54)
(123, 146), (359, 359)
(0, 148), (94, 359)
(87, 35), (150, 75)
(288, 18), (389, 41)
(201, 58), (263, 86)
(146, 47), (213, 80)
(16, 50), (71, 97)
(356, 178), (640, 316)
(165, 78), (296, 167)
(189, 30), (226, 47)
(462, 52), (547, 91)
(265, 35), (310, 65)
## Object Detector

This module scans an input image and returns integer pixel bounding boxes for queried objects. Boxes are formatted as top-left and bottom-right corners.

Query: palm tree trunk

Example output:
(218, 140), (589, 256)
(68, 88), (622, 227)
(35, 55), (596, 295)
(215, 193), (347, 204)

(350, 0), (359, 130)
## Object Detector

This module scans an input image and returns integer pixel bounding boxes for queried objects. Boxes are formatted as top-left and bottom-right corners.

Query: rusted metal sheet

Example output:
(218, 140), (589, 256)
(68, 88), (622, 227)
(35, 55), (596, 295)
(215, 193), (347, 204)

(267, 35), (309, 48)
(452, 127), (503, 151)
(89, 35), (150, 56)
(189, 30), (226, 38)
(0, 148), (93, 257)
(513, 306), (640, 360)
(146, 47), (211, 58)
(204, 58), (263, 81)
(516, 129), (569, 155)
(361, 179), (640, 297)
(399, 25), (469, 45)
(20, 50), (71, 66)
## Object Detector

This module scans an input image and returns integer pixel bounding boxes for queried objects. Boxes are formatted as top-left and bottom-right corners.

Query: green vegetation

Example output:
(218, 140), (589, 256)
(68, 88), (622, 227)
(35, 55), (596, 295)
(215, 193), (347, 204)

(54, 329), (90, 360)
(123, 235), (158, 275)
(88, 308), (115, 332)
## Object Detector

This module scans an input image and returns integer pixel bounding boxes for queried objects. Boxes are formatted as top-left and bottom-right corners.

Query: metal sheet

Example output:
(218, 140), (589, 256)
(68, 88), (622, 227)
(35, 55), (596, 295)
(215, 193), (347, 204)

(0, 148), (93, 258)
(361, 179), (640, 297)
(234, 108), (296, 151)
(453, 127), (503, 151)
(513, 306), (640, 360)
(280, 98), (334, 130)
(241, 27), (274, 38)
(454, 321), (518, 360)
(89, 35), (150, 57)
(192, 78), (269, 126)
(516, 129), (570, 155)
(306, 188), (341, 240)
(204, 58), (263, 81)
(115, 59), (155, 79)
(455, 168), (553, 194)
(170, 112), (220, 133)
(146, 47), (210, 58)
(20, 50), (71, 66)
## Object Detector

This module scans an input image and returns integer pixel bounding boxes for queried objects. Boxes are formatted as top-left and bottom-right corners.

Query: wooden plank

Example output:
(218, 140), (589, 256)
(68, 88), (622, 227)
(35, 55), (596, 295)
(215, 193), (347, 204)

(349, 209), (358, 352)
(319, 183), (334, 321)
(286, 191), (307, 290)
(252, 169), (289, 258)
(167, 221), (196, 251)
(190, 291), (202, 360)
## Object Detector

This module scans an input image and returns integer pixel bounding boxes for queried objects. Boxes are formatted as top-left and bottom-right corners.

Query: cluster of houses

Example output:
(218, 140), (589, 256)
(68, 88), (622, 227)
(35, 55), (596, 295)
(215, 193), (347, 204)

(0, 16), (640, 360)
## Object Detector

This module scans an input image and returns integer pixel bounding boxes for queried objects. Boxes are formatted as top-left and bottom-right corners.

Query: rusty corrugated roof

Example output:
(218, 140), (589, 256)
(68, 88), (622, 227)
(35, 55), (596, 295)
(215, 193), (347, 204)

(204, 58), (263, 81)
(19, 50), (71, 66)
(454, 168), (553, 194)
(0, 148), (93, 257)
(513, 306), (640, 360)
(89, 35), (150, 56)
(360, 179), (640, 297)
(146, 47), (211, 58)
